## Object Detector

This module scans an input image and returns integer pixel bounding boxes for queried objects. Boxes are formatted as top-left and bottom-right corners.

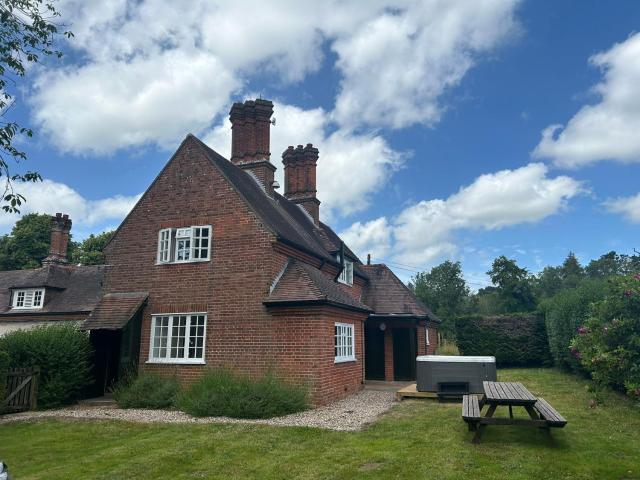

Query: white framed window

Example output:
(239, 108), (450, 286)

(425, 326), (430, 346)
(156, 225), (211, 264)
(12, 288), (45, 309)
(334, 322), (355, 363)
(148, 313), (206, 363)
(336, 254), (354, 286)
(157, 229), (171, 263)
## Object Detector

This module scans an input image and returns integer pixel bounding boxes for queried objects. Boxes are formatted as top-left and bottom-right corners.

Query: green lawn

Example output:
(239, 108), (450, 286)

(1, 369), (639, 480)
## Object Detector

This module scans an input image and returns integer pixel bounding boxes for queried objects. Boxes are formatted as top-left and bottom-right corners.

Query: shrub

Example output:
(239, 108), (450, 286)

(0, 348), (9, 405)
(113, 374), (179, 409)
(0, 323), (93, 408)
(540, 278), (606, 371)
(455, 314), (552, 367)
(177, 369), (308, 419)
(435, 339), (460, 356)
(571, 275), (640, 400)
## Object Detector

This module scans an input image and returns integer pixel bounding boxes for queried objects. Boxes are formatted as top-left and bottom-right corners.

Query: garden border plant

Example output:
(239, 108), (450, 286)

(571, 274), (640, 401)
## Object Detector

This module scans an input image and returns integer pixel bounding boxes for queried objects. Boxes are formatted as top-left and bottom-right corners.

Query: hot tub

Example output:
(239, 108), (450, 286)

(416, 355), (496, 395)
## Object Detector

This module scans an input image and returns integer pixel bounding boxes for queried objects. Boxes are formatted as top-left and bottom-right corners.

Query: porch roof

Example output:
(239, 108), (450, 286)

(82, 292), (148, 331)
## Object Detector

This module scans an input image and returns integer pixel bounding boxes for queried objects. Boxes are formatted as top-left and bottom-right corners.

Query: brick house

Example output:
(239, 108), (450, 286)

(0, 99), (439, 405)
(0, 214), (106, 337)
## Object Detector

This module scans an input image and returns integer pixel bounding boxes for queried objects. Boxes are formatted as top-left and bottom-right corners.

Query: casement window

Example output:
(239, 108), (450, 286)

(148, 313), (206, 363)
(425, 326), (430, 346)
(157, 225), (211, 264)
(334, 322), (355, 363)
(336, 254), (354, 286)
(12, 288), (45, 309)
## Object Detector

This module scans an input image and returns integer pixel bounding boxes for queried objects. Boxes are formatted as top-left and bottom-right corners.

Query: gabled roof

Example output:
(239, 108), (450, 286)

(264, 260), (371, 312)
(0, 264), (107, 316)
(82, 292), (148, 330)
(362, 264), (440, 322)
(190, 136), (337, 264)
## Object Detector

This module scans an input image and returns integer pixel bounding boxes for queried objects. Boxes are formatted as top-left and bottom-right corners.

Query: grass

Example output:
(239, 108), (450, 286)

(1, 369), (639, 479)
(435, 338), (460, 355)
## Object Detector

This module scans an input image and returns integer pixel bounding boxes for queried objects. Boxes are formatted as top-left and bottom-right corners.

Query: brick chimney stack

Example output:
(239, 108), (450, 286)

(283, 144), (320, 225)
(43, 213), (72, 265)
(229, 99), (277, 194)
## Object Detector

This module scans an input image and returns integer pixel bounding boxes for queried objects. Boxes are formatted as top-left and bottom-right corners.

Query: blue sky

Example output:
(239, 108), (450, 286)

(5, 0), (640, 286)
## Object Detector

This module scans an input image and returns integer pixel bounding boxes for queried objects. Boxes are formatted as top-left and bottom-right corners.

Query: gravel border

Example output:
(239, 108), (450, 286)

(0, 389), (395, 431)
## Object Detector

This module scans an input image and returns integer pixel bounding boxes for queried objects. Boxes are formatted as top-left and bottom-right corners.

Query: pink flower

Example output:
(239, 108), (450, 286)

(634, 273), (640, 281)
(634, 388), (640, 397)
(578, 326), (589, 335)
(624, 290), (632, 297)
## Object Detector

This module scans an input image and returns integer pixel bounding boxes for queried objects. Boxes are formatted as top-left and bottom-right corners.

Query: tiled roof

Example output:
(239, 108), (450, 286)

(362, 264), (440, 322)
(0, 264), (107, 316)
(191, 136), (336, 264)
(264, 260), (371, 312)
(82, 292), (148, 330)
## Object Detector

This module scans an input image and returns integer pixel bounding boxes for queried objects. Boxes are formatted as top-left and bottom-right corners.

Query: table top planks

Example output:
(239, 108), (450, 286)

(483, 381), (537, 405)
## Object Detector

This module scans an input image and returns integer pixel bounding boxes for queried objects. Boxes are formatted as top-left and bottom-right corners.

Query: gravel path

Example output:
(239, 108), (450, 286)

(0, 389), (395, 432)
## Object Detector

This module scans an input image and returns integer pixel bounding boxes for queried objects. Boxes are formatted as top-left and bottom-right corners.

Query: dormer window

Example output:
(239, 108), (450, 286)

(12, 288), (45, 309)
(157, 226), (211, 264)
(336, 254), (354, 286)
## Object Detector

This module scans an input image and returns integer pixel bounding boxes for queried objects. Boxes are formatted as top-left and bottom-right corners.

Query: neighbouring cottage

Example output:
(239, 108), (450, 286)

(0, 99), (440, 405)
(0, 214), (106, 336)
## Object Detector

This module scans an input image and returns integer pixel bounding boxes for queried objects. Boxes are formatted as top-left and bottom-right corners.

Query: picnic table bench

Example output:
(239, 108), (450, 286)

(462, 381), (566, 443)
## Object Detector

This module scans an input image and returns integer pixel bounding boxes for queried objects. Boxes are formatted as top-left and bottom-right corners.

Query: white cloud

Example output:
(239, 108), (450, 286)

(533, 33), (640, 168)
(340, 217), (393, 259)
(604, 193), (640, 223)
(204, 101), (403, 219)
(332, 0), (520, 129)
(32, 50), (239, 154)
(341, 163), (583, 266)
(0, 180), (141, 236)
(30, 0), (520, 153)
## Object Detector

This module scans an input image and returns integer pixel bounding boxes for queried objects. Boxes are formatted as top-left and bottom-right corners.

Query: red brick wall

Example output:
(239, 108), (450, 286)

(104, 137), (365, 404)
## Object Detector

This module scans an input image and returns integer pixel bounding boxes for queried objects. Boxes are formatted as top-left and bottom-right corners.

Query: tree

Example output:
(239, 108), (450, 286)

(1, 0), (72, 212)
(412, 260), (470, 339)
(69, 230), (114, 265)
(0, 212), (52, 269)
(559, 252), (584, 289)
(534, 265), (563, 300)
(486, 256), (536, 313)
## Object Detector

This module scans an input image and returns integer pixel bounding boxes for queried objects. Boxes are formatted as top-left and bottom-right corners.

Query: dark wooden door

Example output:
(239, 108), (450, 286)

(393, 328), (417, 381)
(365, 325), (385, 380)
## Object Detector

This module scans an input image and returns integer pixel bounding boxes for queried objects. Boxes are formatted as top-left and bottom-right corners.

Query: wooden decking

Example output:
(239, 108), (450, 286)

(395, 383), (438, 401)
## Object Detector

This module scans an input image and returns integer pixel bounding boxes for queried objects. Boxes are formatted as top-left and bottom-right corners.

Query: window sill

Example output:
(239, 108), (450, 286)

(11, 307), (44, 311)
(155, 259), (210, 266)
(334, 357), (356, 364)
(337, 280), (353, 287)
(146, 359), (206, 365)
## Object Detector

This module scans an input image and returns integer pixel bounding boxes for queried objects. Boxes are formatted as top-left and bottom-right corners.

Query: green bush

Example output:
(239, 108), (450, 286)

(0, 323), (93, 408)
(540, 278), (606, 370)
(177, 369), (308, 419)
(455, 314), (552, 367)
(113, 374), (179, 409)
(0, 348), (9, 405)
(571, 275), (640, 400)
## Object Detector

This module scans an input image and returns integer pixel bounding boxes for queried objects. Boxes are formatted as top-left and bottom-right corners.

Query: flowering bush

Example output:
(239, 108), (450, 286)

(571, 275), (640, 400)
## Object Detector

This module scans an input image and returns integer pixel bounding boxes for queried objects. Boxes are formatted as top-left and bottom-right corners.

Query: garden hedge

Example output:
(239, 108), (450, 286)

(0, 348), (9, 405)
(0, 323), (93, 408)
(540, 278), (606, 371)
(455, 314), (552, 367)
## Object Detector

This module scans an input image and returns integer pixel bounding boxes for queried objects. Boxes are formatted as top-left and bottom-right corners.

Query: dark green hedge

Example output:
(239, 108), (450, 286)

(0, 323), (93, 408)
(455, 315), (552, 367)
(0, 348), (9, 405)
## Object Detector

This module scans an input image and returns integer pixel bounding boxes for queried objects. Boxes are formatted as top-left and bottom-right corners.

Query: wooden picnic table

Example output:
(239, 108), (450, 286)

(462, 381), (567, 444)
